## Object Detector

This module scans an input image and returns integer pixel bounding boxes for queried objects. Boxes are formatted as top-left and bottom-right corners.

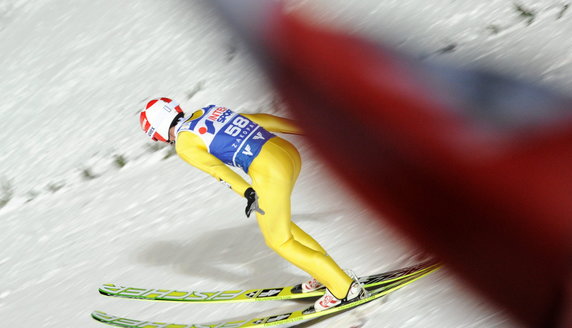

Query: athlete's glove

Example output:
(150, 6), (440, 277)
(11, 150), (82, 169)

(244, 187), (265, 217)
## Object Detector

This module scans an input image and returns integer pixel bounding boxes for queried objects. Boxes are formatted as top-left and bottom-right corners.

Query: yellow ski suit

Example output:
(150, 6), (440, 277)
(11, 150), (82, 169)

(175, 110), (353, 299)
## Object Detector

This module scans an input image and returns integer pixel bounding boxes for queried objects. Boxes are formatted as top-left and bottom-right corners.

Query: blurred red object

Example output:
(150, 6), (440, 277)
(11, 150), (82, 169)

(213, 2), (572, 327)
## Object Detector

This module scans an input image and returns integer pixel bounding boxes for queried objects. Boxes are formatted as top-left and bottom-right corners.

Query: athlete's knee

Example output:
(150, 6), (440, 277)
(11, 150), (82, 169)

(264, 236), (294, 256)
(266, 237), (322, 262)
(264, 236), (286, 253)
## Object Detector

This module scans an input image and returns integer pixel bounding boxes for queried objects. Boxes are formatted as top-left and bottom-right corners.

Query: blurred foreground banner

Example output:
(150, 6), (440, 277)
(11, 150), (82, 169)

(212, 1), (571, 327)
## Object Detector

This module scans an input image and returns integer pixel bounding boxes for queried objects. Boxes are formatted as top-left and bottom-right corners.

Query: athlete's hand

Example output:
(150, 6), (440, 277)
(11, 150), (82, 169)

(244, 187), (265, 217)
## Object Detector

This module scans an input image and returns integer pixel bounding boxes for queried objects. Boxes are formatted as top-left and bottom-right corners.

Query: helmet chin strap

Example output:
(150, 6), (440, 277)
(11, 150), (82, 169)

(168, 126), (177, 145)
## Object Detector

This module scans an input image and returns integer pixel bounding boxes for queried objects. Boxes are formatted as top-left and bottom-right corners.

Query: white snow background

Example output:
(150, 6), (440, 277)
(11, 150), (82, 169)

(2, 0), (571, 327)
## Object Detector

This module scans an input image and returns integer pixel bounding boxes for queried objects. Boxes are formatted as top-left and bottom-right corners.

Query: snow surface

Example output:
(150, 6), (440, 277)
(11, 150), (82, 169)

(2, 0), (571, 327)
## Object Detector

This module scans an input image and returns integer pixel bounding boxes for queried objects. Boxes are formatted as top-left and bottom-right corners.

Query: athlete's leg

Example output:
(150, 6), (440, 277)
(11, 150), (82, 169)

(278, 144), (328, 255)
(249, 138), (353, 299)
(253, 180), (352, 298)
(290, 222), (327, 255)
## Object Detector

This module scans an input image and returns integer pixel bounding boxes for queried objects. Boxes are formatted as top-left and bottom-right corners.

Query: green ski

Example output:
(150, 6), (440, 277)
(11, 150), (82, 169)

(92, 265), (439, 328)
(99, 260), (439, 303)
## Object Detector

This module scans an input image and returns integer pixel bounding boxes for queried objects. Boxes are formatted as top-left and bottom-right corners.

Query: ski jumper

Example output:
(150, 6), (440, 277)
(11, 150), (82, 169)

(175, 105), (353, 299)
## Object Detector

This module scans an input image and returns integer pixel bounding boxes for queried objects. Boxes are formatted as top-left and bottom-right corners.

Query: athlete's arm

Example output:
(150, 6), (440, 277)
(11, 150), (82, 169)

(242, 113), (302, 135)
(176, 132), (251, 197)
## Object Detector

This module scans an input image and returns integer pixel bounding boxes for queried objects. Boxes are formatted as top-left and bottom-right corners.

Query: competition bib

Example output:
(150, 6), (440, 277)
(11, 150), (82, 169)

(177, 105), (275, 172)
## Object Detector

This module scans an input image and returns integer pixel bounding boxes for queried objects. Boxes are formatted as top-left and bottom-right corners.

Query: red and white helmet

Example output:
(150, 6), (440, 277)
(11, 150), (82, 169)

(140, 97), (183, 142)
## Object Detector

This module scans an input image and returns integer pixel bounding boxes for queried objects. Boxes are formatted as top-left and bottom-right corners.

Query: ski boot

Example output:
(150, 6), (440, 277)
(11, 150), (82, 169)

(314, 279), (367, 312)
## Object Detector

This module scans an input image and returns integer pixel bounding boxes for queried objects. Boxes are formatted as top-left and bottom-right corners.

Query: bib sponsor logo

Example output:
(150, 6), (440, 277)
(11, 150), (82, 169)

(242, 145), (253, 156)
(253, 132), (266, 140)
(207, 107), (232, 123)
(199, 120), (216, 135)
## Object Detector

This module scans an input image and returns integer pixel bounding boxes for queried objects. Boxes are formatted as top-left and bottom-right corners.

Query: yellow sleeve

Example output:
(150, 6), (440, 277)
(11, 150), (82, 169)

(175, 131), (251, 197)
(242, 113), (303, 135)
